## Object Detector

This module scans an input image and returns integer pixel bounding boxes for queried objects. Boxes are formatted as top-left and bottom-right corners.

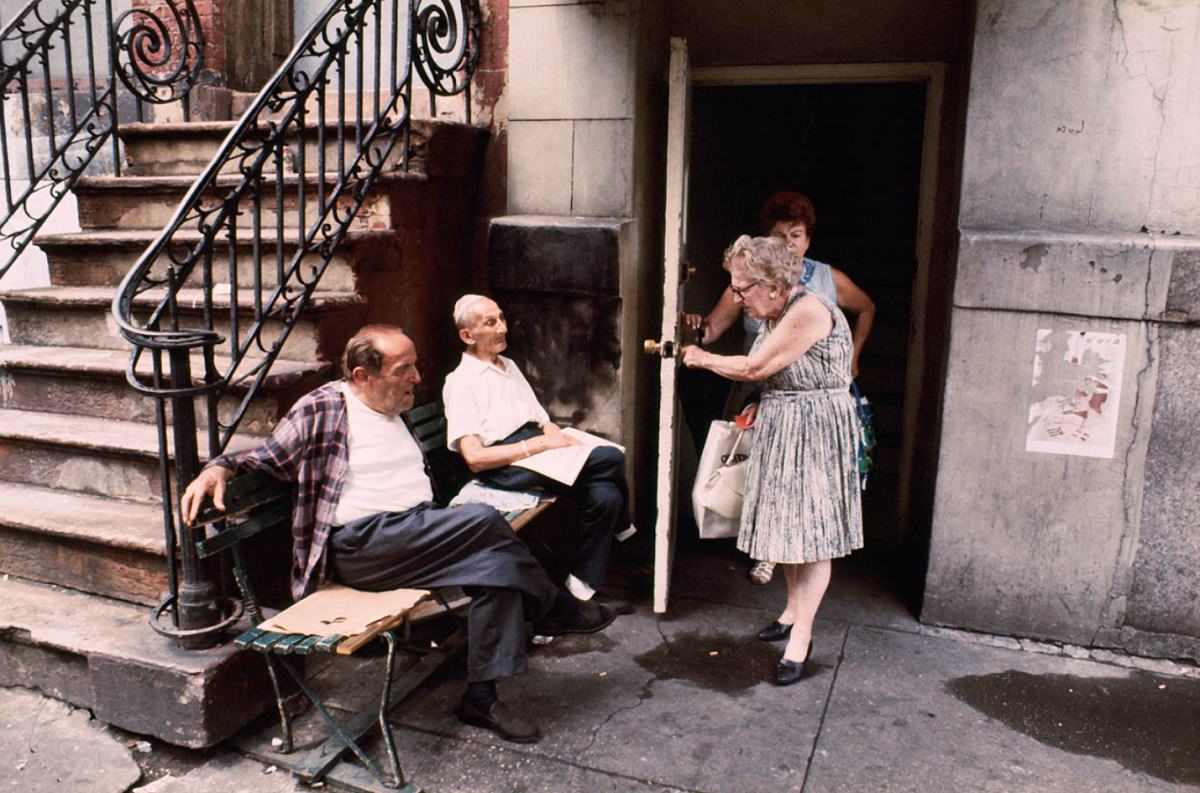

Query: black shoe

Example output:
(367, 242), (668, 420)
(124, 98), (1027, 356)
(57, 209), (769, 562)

(534, 600), (617, 636)
(771, 641), (813, 686)
(457, 696), (541, 743)
(757, 620), (793, 642)
(595, 594), (635, 615)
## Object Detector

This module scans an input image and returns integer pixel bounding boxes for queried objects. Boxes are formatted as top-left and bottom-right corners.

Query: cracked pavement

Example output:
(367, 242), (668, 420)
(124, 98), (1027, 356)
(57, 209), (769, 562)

(3, 542), (1199, 792)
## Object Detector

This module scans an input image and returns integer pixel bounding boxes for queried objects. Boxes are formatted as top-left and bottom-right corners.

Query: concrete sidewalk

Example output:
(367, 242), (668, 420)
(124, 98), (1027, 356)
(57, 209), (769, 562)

(3, 542), (1199, 792)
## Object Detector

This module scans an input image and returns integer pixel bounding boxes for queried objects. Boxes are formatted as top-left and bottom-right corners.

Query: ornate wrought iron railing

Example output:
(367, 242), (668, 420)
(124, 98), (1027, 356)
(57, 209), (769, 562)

(110, 0), (480, 647)
(0, 0), (203, 279)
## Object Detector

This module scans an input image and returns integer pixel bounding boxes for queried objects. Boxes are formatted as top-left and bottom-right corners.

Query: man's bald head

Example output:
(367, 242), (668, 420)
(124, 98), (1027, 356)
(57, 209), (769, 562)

(341, 324), (411, 380)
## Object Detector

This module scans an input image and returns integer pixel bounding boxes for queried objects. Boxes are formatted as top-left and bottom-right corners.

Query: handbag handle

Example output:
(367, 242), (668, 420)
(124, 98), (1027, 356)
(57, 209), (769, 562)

(720, 427), (749, 466)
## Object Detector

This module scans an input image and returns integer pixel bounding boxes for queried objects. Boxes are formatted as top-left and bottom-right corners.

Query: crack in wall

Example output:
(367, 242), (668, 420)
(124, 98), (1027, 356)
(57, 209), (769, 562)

(1111, 0), (1172, 228)
(1092, 246), (1158, 645)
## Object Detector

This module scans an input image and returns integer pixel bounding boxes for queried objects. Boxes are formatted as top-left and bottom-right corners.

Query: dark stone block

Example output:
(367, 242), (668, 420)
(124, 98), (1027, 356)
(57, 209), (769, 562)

(495, 291), (622, 428)
(489, 217), (624, 297)
(1164, 248), (1200, 322)
(1127, 323), (1200, 637)
(0, 632), (94, 708)
(90, 643), (273, 749)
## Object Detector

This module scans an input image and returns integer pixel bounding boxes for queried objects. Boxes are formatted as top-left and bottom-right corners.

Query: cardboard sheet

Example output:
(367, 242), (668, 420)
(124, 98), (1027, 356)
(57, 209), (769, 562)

(259, 583), (431, 637)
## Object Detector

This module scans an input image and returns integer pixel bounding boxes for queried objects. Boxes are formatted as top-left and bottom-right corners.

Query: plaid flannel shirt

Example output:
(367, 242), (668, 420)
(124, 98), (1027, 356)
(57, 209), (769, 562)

(211, 381), (437, 600)
(211, 381), (349, 601)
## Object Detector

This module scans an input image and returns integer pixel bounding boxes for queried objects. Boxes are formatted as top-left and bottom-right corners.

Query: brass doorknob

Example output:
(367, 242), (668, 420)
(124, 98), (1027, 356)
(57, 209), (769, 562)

(643, 339), (675, 357)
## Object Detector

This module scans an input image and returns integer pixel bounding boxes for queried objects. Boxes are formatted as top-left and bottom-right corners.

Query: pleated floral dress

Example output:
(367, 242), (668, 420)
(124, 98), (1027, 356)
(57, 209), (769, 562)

(737, 291), (863, 564)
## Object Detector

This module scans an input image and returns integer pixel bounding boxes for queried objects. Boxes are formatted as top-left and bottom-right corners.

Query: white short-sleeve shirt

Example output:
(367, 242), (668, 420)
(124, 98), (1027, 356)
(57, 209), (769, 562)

(442, 353), (551, 451)
(333, 382), (434, 525)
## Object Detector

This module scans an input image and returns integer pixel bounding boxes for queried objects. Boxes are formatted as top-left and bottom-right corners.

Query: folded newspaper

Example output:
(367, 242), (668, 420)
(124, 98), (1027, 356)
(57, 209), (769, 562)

(512, 427), (624, 486)
(449, 479), (542, 512)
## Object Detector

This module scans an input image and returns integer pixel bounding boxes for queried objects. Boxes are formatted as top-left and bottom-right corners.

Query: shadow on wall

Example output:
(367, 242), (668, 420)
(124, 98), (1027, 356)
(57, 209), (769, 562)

(497, 291), (622, 434)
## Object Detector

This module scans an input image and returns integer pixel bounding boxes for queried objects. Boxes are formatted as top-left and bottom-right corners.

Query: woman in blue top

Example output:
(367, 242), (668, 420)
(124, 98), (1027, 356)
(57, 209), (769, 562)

(684, 192), (875, 585)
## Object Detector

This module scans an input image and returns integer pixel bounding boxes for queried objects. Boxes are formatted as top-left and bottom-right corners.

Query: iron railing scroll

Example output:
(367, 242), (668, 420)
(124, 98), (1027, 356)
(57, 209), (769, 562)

(0, 0), (203, 280)
(111, 0), (481, 648)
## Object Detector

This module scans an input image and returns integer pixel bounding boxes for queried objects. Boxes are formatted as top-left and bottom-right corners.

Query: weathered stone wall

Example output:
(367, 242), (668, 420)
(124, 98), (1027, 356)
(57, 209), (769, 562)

(923, 0), (1200, 659)
(497, 0), (667, 523)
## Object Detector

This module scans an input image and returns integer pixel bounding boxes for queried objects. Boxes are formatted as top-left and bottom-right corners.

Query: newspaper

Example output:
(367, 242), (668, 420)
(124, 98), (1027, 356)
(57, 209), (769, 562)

(513, 427), (624, 485)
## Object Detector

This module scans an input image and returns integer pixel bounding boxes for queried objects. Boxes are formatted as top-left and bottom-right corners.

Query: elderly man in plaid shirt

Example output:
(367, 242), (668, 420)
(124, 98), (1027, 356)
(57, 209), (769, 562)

(181, 324), (616, 744)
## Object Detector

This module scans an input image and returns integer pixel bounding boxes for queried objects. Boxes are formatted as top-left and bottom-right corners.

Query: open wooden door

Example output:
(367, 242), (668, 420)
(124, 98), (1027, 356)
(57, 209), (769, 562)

(647, 37), (690, 614)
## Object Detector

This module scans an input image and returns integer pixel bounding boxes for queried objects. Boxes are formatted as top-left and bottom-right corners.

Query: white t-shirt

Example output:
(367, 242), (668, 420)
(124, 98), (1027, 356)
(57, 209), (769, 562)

(442, 353), (551, 451)
(333, 382), (434, 525)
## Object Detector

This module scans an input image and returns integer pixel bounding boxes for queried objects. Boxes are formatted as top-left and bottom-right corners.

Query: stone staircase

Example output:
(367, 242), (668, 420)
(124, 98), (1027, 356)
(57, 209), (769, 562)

(0, 116), (484, 747)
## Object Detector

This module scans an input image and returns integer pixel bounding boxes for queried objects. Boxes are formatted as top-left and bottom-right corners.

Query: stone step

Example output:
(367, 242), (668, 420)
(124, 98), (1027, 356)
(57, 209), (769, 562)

(0, 575), (271, 748)
(73, 170), (419, 232)
(0, 481), (167, 606)
(0, 285), (366, 362)
(0, 407), (260, 501)
(118, 117), (448, 177)
(0, 344), (329, 432)
(35, 227), (380, 291)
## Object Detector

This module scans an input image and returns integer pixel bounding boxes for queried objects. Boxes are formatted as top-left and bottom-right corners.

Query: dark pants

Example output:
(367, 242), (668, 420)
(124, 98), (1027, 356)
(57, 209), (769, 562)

(476, 424), (630, 590)
(329, 502), (559, 682)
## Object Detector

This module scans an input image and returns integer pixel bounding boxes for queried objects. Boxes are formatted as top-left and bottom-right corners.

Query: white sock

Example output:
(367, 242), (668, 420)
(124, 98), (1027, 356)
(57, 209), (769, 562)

(565, 573), (596, 601)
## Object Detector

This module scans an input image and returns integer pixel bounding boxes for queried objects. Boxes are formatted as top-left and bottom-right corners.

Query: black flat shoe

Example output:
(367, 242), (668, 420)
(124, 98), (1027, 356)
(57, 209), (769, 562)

(457, 697), (541, 743)
(757, 620), (793, 642)
(595, 594), (635, 615)
(771, 641), (813, 686)
(533, 600), (616, 636)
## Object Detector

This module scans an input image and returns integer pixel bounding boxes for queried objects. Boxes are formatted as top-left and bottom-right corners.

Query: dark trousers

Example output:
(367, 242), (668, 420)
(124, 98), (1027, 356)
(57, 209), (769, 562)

(329, 503), (559, 682)
(476, 424), (630, 590)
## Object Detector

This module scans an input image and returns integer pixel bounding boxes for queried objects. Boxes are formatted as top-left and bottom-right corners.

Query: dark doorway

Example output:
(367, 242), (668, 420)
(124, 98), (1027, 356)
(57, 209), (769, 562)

(680, 81), (929, 593)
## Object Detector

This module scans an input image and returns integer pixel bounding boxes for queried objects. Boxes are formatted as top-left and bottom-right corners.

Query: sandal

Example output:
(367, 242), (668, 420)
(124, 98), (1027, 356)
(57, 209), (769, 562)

(748, 560), (776, 585)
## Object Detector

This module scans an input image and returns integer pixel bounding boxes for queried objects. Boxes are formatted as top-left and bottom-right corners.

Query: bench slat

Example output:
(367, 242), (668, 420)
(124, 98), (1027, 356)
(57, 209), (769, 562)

(196, 500), (294, 559)
(271, 634), (308, 654)
(235, 628), (264, 648)
(251, 631), (288, 652)
(193, 471), (291, 526)
(293, 636), (322, 655)
(315, 634), (345, 653)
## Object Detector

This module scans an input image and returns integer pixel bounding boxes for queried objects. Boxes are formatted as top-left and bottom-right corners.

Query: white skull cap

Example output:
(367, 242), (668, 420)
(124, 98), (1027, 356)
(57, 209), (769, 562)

(453, 294), (489, 328)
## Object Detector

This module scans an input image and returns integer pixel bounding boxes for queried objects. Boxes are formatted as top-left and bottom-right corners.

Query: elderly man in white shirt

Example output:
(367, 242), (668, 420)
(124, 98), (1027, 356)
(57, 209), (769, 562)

(443, 295), (636, 613)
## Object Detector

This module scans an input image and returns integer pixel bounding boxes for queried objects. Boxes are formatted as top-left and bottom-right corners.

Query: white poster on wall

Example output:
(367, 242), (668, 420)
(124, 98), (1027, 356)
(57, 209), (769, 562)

(1025, 329), (1127, 459)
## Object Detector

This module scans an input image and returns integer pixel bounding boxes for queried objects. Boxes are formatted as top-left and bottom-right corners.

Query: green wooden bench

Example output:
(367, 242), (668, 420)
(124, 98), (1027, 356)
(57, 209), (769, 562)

(192, 400), (552, 792)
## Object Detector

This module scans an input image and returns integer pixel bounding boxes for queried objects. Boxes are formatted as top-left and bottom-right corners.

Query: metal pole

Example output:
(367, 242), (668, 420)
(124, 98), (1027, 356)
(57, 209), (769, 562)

(167, 347), (223, 649)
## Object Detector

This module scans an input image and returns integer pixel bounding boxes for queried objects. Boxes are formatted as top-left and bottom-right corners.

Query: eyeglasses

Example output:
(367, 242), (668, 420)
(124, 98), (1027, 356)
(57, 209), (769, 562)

(730, 281), (761, 300)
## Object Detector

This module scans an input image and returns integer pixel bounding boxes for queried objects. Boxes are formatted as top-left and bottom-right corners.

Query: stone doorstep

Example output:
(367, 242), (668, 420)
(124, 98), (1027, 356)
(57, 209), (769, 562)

(72, 173), (412, 234)
(0, 284), (364, 312)
(0, 481), (163, 555)
(0, 575), (272, 749)
(0, 407), (262, 461)
(0, 344), (327, 392)
(35, 228), (373, 291)
(116, 117), (483, 182)
(0, 286), (365, 364)
(0, 481), (168, 606)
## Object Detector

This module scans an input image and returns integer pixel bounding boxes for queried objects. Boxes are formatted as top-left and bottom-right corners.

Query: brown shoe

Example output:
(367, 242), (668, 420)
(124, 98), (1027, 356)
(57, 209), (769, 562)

(534, 600), (616, 636)
(457, 697), (541, 743)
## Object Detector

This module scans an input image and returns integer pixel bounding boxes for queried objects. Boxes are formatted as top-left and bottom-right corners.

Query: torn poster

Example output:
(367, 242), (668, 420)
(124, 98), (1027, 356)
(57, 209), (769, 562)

(1025, 329), (1126, 459)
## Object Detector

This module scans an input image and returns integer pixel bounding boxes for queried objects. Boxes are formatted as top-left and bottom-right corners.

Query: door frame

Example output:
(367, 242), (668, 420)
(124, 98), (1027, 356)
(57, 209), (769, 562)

(689, 62), (946, 537)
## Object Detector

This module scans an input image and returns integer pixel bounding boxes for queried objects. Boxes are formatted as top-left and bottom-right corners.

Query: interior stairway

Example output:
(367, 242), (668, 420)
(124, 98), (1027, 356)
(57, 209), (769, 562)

(0, 116), (484, 747)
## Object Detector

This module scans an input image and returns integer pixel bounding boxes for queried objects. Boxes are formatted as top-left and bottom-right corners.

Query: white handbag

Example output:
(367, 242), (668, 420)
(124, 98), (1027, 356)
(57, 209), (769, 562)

(692, 421), (753, 534)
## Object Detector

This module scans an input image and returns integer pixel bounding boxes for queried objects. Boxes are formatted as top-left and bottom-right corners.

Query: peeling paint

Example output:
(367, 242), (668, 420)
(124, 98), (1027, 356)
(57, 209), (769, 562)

(1019, 243), (1050, 272)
